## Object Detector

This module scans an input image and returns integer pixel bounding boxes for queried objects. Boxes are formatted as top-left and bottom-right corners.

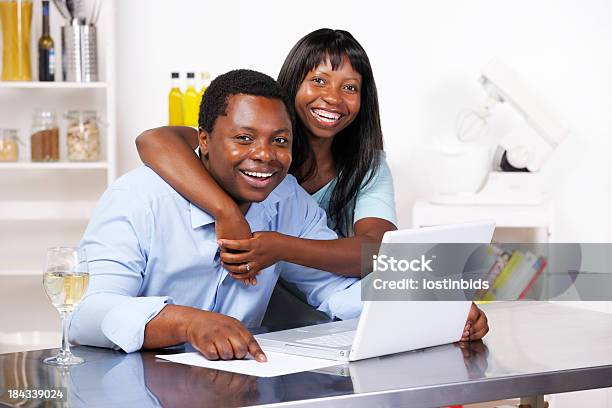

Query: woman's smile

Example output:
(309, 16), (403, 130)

(295, 55), (362, 139)
(309, 107), (344, 127)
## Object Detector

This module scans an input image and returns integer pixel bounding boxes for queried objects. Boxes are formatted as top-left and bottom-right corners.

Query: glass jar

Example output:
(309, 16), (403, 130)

(31, 109), (59, 161)
(0, 0), (33, 81)
(65, 110), (100, 161)
(0, 129), (20, 161)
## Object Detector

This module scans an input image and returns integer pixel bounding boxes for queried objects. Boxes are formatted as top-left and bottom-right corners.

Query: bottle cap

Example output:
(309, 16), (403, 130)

(187, 72), (195, 79)
(171, 72), (179, 79)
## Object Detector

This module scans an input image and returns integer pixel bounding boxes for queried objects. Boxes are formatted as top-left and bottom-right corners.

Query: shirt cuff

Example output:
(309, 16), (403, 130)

(317, 280), (363, 320)
(101, 296), (173, 353)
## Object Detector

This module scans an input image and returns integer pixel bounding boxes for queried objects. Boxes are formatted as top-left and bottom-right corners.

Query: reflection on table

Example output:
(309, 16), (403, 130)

(2, 303), (612, 407)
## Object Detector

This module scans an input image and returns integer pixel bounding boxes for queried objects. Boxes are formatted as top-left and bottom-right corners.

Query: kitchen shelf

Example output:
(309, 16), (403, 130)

(0, 81), (108, 90)
(0, 201), (97, 221)
(0, 162), (109, 170)
(0, 0), (117, 274)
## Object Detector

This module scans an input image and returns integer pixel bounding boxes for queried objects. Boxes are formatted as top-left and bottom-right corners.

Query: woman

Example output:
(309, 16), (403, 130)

(136, 28), (488, 341)
(137, 29), (396, 279)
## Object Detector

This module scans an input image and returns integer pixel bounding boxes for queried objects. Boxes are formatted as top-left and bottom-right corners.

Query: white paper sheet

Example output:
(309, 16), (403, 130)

(155, 347), (344, 377)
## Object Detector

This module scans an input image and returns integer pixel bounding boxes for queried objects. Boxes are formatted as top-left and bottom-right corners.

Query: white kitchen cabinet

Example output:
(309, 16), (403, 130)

(0, 0), (116, 274)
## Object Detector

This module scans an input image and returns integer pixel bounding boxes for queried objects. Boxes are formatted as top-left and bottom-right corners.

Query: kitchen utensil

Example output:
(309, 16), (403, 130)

(61, 23), (97, 82)
(93, 0), (103, 24)
(88, 0), (96, 24)
(52, 0), (70, 22)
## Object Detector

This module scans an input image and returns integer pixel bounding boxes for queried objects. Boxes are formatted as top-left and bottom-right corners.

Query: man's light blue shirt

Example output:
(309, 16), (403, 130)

(70, 167), (362, 353)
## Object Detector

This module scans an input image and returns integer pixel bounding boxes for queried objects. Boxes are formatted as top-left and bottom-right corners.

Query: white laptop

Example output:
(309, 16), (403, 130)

(254, 220), (495, 362)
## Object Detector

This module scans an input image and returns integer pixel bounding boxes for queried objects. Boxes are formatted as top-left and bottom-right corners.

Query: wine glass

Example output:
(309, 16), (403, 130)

(42, 247), (90, 366)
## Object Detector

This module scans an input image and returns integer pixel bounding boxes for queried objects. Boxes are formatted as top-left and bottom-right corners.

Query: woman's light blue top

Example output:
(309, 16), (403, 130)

(310, 153), (397, 236)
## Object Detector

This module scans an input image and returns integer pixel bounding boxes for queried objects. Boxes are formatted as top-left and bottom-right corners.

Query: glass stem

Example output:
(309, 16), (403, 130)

(60, 311), (71, 357)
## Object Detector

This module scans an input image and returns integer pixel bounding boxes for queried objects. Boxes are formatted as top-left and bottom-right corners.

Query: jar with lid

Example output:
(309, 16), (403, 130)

(65, 110), (100, 161)
(0, 129), (21, 162)
(31, 109), (59, 161)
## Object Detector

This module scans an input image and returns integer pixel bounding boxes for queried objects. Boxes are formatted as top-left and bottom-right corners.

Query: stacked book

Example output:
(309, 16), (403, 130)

(476, 244), (548, 301)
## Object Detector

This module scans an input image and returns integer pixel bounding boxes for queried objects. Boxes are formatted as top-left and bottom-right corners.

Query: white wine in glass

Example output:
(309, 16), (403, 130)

(43, 247), (89, 366)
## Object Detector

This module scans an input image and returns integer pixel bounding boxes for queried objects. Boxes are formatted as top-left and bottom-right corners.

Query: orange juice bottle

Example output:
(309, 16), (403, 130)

(168, 72), (183, 126)
(0, 0), (33, 81)
(183, 72), (199, 127)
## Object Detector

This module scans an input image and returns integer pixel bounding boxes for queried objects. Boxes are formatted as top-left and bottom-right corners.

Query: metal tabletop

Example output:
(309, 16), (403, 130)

(2, 302), (612, 408)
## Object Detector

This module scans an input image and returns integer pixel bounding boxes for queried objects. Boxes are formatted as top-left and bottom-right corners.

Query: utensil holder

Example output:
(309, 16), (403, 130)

(61, 23), (98, 82)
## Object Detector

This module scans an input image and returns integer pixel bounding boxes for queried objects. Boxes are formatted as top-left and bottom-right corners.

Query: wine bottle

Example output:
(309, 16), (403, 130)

(38, 0), (55, 81)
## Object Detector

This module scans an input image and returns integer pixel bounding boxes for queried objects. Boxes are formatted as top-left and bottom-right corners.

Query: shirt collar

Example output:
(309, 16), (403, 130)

(189, 201), (270, 230)
(261, 174), (294, 206)
(190, 203), (216, 228)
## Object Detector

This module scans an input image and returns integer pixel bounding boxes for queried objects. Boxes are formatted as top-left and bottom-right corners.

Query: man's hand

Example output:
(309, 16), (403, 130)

(218, 232), (284, 284)
(460, 303), (489, 341)
(185, 310), (267, 362)
(143, 353), (258, 407)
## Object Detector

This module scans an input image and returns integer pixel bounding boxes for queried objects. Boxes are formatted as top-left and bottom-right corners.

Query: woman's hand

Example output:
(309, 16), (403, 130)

(460, 303), (489, 341)
(214, 207), (255, 285)
(218, 232), (285, 285)
(454, 340), (489, 376)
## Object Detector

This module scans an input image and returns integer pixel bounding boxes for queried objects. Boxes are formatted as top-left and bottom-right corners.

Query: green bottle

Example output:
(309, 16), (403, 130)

(38, 0), (55, 81)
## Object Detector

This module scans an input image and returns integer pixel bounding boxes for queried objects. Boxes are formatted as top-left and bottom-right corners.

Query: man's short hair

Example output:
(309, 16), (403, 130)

(199, 69), (295, 133)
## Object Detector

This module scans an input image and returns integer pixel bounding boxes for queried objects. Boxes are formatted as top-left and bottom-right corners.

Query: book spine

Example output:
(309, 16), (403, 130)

(519, 258), (548, 299)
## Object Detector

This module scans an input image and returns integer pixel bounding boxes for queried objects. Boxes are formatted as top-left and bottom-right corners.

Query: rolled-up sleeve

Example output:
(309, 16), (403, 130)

(69, 188), (172, 353)
(279, 260), (362, 320)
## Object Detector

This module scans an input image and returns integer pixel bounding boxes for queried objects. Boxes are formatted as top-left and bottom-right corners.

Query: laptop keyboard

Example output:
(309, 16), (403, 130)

(296, 330), (356, 348)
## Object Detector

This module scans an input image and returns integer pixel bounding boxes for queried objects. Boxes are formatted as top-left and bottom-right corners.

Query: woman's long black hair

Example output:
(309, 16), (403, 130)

(277, 28), (384, 236)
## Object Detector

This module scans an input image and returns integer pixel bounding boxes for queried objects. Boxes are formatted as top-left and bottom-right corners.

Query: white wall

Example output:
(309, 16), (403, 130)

(115, 0), (612, 242)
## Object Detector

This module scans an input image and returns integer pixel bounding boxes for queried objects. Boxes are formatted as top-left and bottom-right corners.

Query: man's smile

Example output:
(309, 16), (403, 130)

(238, 168), (279, 188)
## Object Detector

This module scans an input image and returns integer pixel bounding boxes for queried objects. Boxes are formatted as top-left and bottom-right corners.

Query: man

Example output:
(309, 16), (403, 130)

(70, 70), (362, 362)
(70, 69), (488, 362)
